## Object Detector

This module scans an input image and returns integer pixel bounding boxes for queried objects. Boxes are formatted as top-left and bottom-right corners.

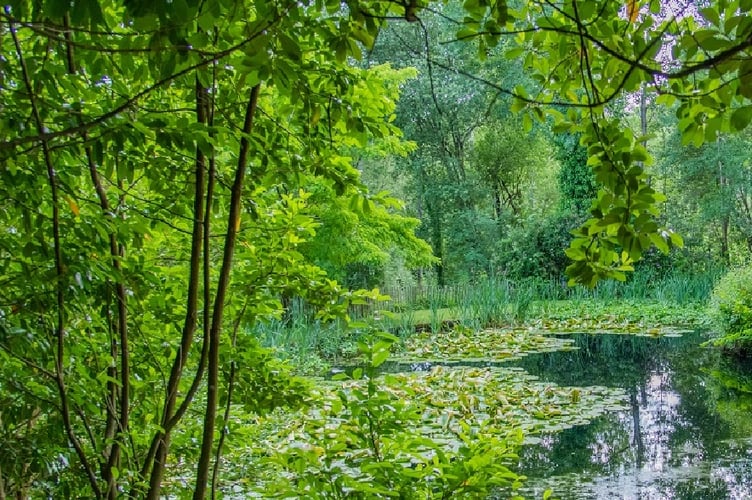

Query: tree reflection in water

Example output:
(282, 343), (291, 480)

(513, 331), (752, 499)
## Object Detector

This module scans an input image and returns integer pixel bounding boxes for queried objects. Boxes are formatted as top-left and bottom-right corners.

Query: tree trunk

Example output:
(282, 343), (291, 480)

(721, 216), (730, 265)
(0, 460), (6, 500)
(718, 162), (730, 265)
(640, 87), (648, 142)
(492, 185), (503, 221)
(430, 208), (444, 287)
(9, 17), (101, 497)
(193, 84), (260, 500)
(145, 76), (210, 499)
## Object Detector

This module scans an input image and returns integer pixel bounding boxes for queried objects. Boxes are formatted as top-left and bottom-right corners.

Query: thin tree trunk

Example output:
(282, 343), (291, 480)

(193, 84), (260, 500)
(499, 179), (519, 216)
(143, 91), (217, 493)
(0, 460), (6, 500)
(62, 13), (129, 496)
(430, 208), (444, 287)
(492, 185), (502, 221)
(145, 76), (210, 500)
(211, 301), (248, 499)
(718, 161), (730, 265)
(9, 16), (101, 498)
(640, 86), (648, 141)
(721, 216), (730, 264)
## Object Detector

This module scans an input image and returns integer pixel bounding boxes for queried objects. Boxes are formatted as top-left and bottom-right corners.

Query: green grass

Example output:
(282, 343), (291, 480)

(384, 269), (722, 311)
(391, 307), (458, 325)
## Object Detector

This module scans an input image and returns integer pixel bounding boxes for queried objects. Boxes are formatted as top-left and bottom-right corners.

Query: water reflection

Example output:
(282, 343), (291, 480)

(513, 331), (752, 499)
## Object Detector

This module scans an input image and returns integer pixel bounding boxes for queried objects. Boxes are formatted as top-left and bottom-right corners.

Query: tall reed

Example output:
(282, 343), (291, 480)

(251, 267), (723, 367)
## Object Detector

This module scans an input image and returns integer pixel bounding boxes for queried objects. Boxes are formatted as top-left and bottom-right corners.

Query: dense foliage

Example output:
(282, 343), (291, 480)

(709, 266), (752, 354)
(362, 0), (752, 286)
(0, 0), (431, 497)
(2, 0), (752, 497)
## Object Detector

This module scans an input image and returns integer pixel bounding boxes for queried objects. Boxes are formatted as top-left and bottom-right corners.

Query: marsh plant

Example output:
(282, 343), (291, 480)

(252, 307), (361, 374)
(251, 268), (721, 372)
(459, 278), (513, 328)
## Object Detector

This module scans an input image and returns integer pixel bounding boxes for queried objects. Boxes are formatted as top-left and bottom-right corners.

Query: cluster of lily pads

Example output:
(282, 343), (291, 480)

(399, 327), (576, 361)
(228, 359), (626, 498)
(525, 318), (692, 337)
(220, 312), (695, 497)
(536, 299), (709, 330)
(385, 366), (628, 437)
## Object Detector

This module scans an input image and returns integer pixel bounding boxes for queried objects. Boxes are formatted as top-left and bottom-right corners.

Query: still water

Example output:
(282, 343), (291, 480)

(511, 331), (752, 500)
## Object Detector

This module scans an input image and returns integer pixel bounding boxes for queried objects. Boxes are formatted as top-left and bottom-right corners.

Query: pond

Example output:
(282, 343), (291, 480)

(508, 331), (752, 500)
(318, 328), (752, 499)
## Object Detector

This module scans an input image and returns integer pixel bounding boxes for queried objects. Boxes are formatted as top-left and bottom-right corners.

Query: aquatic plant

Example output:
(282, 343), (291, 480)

(251, 270), (716, 377)
(401, 327), (576, 362)
(254, 333), (530, 499)
(536, 299), (709, 330)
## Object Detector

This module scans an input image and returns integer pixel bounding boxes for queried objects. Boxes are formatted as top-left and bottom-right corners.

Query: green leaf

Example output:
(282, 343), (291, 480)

(522, 113), (532, 133)
(669, 231), (684, 247)
(700, 7), (720, 26)
(375, 331), (399, 343)
(505, 46), (525, 59)
(457, 26), (477, 40)
(278, 33), (302, 61)
(655, 93), (676, 106)
(170, 0), (192, 23)
(372, 349), (389, 368)
(649, 232), (669, 254)
(739, 60), (752, 99)
(731, 106), (752, 131)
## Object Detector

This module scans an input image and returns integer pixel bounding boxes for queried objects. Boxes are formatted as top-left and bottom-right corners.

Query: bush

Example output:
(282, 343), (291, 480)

(497, 211), (582, 280)
(709, 266), (752, 355)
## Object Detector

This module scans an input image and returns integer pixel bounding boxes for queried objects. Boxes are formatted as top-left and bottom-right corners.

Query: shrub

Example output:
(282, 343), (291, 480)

(709, 266), (752, 355)
(497, 212), (582, 281)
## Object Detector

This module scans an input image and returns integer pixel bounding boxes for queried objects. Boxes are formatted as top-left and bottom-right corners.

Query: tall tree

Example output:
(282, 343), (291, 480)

(658, 122), (752, 264)
(368, 6), (524, 283)
(471, 119), (556, 223)
(0, 0), (427, 497)
(450, 0), (752, 284)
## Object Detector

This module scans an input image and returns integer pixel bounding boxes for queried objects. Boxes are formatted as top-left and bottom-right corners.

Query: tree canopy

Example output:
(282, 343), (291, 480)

(0, 0), (427, 497)
(435, 0), (752, 283)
